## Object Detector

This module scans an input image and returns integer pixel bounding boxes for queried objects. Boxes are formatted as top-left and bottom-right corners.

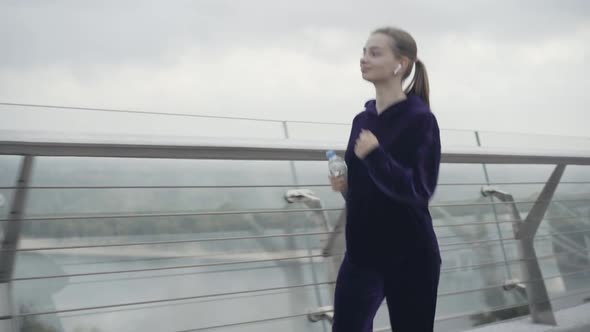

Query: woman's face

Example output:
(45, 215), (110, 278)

(360, 33), (400, 83)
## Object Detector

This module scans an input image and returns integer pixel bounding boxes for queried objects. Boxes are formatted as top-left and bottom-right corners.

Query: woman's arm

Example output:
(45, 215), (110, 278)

(360, 112), (441, 206)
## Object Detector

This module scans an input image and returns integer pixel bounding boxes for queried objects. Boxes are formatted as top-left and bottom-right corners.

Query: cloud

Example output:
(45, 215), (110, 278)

(2, 0), (588, 67)
(0, 0), (588, 137)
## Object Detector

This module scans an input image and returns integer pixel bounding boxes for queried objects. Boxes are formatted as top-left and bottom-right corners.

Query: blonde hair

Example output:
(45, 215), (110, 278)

(373, 27), (430, 106)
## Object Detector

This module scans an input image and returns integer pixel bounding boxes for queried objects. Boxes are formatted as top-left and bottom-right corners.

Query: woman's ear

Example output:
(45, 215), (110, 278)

(400, 57), (411, 76)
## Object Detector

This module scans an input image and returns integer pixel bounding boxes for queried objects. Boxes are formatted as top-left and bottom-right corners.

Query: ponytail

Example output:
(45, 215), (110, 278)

(405, 59), (430, 107)
(372, 27), (429, 106)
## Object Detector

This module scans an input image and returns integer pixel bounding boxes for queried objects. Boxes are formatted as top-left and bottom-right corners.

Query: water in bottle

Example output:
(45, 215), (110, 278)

(326, 150), (347, 177)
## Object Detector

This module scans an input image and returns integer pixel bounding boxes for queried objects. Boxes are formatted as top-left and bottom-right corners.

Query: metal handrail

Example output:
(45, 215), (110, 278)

(439, 228), (590, 248)
(2, 129), (590, 164)
(8, 223), (589, 253)
(1, 198), (588, 223)
(9, 231), (336, 252)
(2, 180), (590, 191)
(0, 207), (345, 222)
(434, 214), (587, 228)
(12, 281), (336, 318)
(1, 180), (589, 190)
(11, 253), (331, 282)
(11, 247), (590, 284)
(436, 223), (590, 241)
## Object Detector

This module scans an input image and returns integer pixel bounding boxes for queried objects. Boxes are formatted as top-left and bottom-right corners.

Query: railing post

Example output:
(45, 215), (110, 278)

(305, 205), (346, 325)
(482, 164), (566, 325)
(475, 130), (514, 281)
(0, 155), (34, 332)
(281, 122), (331, 330)
(284, 189), (332, 330)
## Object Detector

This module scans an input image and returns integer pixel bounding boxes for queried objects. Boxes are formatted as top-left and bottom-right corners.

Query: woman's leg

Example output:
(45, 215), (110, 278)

(332, 254), (385, 332)
(384, 249), (441, 332)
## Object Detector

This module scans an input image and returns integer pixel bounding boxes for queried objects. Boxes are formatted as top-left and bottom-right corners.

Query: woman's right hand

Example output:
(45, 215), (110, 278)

(329, 175), (348, 193)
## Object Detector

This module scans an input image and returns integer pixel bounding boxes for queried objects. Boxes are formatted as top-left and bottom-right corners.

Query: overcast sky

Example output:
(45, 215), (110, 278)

(1, 0), (589, 141)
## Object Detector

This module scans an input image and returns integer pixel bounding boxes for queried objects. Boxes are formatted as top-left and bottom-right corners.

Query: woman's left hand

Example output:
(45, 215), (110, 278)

(354, 129), (379, 159)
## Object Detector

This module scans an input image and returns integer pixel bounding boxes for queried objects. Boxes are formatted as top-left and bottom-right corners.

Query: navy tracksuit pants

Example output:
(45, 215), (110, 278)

(332, 249), (441, 332)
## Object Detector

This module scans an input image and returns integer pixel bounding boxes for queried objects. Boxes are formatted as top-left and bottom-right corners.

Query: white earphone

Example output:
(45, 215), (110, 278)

(394, 63), (402, 75)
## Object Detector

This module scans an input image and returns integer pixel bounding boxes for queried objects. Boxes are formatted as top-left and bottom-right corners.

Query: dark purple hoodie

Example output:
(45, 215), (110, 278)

(344, 94), (441, 269)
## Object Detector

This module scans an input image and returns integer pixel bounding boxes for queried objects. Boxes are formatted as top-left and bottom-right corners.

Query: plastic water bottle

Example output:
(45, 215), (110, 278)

(326, 150), (347, 177)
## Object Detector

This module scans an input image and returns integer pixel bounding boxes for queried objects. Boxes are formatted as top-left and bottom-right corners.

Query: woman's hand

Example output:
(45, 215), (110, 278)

(329, 175), (348, 193)
(354, 129), (379, 159)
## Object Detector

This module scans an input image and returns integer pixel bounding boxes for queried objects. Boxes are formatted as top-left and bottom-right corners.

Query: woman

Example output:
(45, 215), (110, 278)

(329, 27), (442, 332)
